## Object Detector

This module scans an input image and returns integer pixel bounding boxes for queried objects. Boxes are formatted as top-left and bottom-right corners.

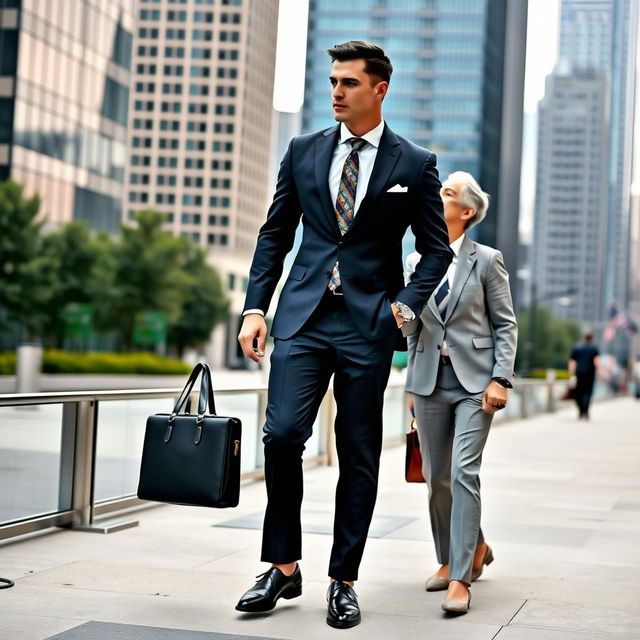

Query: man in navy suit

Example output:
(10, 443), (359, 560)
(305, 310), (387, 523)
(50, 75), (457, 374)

(236, 41), (453, 628)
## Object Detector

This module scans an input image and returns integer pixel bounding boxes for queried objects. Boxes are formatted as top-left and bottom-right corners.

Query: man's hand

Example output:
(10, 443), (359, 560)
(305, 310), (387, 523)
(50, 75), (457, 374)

(390, 303), (404, 328)
(482, 380), (508, 415)
(238, 314), (268, 363)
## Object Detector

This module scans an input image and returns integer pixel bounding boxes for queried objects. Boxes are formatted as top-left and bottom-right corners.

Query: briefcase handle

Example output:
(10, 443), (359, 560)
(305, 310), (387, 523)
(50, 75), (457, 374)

(170, 362), (217, 423)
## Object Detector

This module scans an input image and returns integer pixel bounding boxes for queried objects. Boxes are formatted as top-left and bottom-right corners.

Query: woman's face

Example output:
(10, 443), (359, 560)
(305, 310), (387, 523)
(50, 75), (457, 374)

(440, 180), (474, 225)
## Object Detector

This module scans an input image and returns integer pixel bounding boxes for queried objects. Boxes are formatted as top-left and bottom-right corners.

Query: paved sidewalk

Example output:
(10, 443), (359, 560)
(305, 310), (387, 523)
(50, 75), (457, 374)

(0, 397), (639, 639)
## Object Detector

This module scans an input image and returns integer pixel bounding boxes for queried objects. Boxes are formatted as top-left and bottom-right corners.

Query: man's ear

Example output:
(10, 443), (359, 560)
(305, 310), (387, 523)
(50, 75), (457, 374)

(376, 81), (389, 101)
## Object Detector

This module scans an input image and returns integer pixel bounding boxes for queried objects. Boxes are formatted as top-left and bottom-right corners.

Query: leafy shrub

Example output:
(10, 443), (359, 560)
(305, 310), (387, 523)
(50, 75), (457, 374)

(0, 350), (191, 375)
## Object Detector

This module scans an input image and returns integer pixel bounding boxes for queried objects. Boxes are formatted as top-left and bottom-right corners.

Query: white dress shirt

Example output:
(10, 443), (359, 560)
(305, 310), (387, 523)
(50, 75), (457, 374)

(405, 234), (464, 356)
(244, 120), (385, 317)
(328, 120), (385, 216)
(436, 234), (464, 356)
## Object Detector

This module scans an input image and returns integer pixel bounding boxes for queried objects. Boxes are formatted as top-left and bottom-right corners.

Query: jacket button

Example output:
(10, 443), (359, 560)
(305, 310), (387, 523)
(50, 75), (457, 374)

(338, 241), (343, 247)
(437, 345), (441, 350)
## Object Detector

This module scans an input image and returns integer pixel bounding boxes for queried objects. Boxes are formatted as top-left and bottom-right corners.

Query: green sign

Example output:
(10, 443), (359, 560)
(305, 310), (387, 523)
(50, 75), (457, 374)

(62, 303), (93, 339)
(133, 311), (168, 345)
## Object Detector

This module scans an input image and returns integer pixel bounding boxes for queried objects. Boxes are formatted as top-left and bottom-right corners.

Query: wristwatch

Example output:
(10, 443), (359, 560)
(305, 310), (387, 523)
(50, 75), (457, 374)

(393, 301), (415, 324)
(492, 377), (513, 389)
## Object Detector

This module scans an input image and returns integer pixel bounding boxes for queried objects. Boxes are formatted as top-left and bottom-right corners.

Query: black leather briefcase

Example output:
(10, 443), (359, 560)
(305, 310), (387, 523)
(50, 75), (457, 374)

(137, 362), (241, 508)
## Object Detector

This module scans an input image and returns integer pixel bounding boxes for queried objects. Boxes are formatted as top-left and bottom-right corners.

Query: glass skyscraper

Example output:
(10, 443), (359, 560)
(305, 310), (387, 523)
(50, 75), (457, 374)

(303, 0), (528, 275)
(558, 0), (638, 318)
(0, 0), (134, 232)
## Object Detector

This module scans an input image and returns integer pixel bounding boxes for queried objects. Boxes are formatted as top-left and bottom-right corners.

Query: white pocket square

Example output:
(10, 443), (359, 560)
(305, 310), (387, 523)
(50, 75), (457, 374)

(386, 184), (408, 193)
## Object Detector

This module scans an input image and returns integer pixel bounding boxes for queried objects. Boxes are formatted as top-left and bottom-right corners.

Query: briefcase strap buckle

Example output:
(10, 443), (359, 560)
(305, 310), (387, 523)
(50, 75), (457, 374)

(194, 423), (203, 445)
(163, 422), (174, 443)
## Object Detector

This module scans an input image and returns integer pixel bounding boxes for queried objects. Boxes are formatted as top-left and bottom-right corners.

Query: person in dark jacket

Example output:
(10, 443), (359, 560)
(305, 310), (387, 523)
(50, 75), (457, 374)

(569, 331), (600, 420)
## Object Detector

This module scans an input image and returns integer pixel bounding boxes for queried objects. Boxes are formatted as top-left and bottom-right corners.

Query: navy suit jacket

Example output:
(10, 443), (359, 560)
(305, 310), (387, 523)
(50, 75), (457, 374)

(243, 123), (453, 347)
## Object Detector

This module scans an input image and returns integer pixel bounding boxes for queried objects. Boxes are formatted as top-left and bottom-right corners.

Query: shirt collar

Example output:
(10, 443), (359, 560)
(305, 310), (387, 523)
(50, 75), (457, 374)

(450, 234), (465, 257)
(339, 119), (385, 149)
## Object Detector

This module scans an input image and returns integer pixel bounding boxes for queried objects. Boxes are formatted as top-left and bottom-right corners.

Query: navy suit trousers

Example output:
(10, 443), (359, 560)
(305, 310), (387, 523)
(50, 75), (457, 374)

(260, 291), (396, 580)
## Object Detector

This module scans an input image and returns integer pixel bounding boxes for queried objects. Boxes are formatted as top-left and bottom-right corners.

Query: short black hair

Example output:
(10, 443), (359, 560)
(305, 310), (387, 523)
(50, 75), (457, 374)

(327, 40), (393, 84)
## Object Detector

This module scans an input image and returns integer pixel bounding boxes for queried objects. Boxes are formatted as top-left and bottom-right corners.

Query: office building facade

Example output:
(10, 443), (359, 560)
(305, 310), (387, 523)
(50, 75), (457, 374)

(303, 0), (528, 276)
(532, 69), (610, 324)
(126, 0), (279, 368)
(0, 0), (134, 232)
(126, 0), (278, 255)
(558, 0), (638, 317)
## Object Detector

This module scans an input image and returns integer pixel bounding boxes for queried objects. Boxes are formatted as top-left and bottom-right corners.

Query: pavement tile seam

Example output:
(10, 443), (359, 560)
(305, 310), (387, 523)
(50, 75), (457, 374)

(505, 624), (628, 638)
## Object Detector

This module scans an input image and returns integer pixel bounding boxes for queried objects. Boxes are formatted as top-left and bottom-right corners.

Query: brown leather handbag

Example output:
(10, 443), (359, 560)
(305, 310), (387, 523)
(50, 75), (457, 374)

(405, 418), (425, 483)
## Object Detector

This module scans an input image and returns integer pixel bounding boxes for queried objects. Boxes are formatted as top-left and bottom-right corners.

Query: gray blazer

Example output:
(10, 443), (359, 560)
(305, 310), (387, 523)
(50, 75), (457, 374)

(404, 235), (517, 395)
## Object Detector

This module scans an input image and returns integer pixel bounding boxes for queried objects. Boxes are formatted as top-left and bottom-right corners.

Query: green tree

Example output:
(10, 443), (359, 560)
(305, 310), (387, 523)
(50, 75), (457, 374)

(168, 242), (230, 355)
(0, 179), (57, 340)
(516, 304), (582, 372)
(104, 209), (191, 349)
(41, 221), (101, 345)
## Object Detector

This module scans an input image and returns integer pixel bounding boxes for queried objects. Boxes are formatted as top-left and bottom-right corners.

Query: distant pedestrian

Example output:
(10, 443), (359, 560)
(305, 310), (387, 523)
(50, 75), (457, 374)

(568, 331), (600, 420)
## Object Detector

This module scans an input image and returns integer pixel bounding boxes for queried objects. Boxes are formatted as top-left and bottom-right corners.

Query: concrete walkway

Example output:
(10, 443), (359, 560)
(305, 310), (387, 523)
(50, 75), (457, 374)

(0, 397), (639, 640)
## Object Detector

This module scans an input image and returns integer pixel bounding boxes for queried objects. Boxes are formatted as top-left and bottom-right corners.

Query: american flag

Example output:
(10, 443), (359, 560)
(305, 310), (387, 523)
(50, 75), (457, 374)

(603, 307), (639, 342)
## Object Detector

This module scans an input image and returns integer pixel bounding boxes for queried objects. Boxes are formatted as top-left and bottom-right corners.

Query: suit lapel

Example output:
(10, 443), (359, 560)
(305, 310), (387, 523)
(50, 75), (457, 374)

(444, 235), (477, 322)
(345, 124), (402, 236)
(315, 125), (341, 236)
(427, 290), (444, 326)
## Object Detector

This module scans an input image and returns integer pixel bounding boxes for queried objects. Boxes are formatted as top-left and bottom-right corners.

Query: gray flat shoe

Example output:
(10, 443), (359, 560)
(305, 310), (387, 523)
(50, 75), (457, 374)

(441, 590), (471, 614)
(425, 575), (450, 591)
(471, 544), (494, 582)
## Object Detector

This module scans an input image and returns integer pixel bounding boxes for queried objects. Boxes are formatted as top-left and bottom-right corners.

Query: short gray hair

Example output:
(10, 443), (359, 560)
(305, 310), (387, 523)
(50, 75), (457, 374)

(445, 171), (490, 229)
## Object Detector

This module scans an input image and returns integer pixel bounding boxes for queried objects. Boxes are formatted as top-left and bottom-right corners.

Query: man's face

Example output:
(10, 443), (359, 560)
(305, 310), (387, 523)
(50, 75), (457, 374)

(440, 180), (473, 226)
(329, 59), (386, 125)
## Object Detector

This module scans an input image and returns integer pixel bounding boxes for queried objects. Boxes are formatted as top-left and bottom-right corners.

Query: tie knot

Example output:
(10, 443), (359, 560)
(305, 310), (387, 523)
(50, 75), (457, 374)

(347, 137), (367, 152)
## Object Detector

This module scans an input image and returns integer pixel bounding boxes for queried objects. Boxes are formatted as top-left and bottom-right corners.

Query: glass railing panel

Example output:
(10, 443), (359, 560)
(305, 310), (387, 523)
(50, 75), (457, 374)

(94, 397), (175, 502)
(0, 403), (65, 523)
(215, 392), (260, 474)
(383, 384), (406, 440)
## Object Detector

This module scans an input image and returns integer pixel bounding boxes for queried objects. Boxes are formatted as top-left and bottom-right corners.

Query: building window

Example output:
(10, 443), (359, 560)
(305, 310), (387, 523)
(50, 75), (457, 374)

(166, 29), (186, 39)
(194, 11), (214, 22)
(192, 47), (211, 59)
(165, 46), (186, 57)
(190, 66), (210, 77)
(193, 29), (213, 41)
(228, 273), (236, 290)
(189, 84), (209, 96)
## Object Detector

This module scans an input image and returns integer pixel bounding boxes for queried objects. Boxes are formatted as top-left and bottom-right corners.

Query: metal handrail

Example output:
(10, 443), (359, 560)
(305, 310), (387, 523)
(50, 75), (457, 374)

(0, 377), (593, 543)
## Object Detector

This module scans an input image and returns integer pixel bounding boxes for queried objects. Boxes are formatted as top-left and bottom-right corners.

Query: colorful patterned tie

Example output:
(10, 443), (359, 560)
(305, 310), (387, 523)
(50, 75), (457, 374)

(434, 277), (450, 320)
(328, 137), (367, 292)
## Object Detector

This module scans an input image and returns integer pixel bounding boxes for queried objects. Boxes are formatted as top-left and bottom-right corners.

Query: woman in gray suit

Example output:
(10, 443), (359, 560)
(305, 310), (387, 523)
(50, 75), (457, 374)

(404, 171), (517, 614)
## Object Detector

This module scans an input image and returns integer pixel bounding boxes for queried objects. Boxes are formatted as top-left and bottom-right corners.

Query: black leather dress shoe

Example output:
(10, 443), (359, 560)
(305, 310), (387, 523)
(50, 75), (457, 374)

(326, 581), (361, 629)
(235, 565), (302, 612)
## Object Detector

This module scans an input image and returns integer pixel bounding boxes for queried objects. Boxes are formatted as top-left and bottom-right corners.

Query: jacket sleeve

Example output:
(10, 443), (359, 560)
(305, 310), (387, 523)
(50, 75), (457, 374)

(486, 250), (518, 382)
(242, 138), (302, 314)
(395, 152), (453, 316)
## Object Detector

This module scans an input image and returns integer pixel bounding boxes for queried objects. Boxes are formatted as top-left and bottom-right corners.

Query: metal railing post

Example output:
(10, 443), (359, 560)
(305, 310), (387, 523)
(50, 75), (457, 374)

(70, 399), (97, 528)
(58, 403), (78, 513)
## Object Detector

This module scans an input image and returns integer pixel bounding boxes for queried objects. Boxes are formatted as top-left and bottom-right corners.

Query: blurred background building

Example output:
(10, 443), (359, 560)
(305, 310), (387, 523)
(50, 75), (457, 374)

(126, 0), (279, 368)
(0, 0), (135, 231)
(531, 0), (638, 338)
(302, 0), (528, 278)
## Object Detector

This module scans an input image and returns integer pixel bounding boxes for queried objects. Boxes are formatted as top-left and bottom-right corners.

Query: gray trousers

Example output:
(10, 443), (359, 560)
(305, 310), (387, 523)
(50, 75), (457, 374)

(413, 362), (493, 584)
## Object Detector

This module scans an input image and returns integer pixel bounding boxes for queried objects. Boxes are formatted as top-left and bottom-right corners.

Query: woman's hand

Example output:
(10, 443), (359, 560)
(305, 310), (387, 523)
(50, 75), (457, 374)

(482, 381), (508, 414)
